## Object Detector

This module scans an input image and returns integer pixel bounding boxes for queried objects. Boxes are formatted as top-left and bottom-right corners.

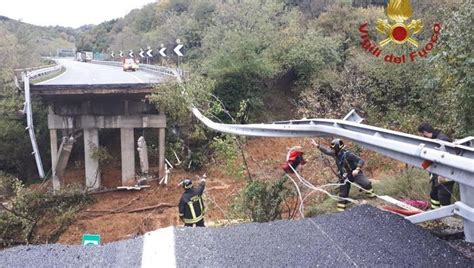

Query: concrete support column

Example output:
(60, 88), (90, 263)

(158, 128), (165, 177)
(50, 129), (60, 191)
(84, 128), (100, 190)
(460, 184), (474, 243)
(121, 128), (135, 185)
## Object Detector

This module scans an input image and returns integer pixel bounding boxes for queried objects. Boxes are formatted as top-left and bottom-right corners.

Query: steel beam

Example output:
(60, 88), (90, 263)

(406, 202), (474, 223)
(48, 114), (166, 129)
(406, 205), (456, 224)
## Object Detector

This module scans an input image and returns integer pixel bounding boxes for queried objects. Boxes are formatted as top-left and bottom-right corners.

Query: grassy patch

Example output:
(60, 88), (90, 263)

(373, 168), (431, 200)
(305, 198), (337, 217)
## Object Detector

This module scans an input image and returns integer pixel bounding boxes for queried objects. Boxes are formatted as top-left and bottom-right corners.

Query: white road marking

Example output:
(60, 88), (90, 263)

(130, 73), (145, 83)
(141, 226), (176, 268)
(36, 69), (68, 85)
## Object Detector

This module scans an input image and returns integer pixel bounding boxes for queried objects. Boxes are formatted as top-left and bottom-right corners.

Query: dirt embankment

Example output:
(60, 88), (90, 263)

(57, 137), (402, 244)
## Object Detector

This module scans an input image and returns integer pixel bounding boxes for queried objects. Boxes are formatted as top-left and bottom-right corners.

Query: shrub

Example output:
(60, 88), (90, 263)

(0, 179), (94, 248)
(210, 135), (246, 179)
(232, 177), (293, 222)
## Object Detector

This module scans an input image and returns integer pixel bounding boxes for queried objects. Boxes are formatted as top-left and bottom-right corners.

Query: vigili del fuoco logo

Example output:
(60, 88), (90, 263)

(359, 0), (441, 64)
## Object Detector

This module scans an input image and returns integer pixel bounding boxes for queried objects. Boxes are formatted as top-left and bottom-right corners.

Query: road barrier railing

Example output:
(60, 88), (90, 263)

(16, 64), (65, 179)
(91, 60), (186, 78)
(193, 108), (474, 242)
(27, 65), (63, 81)
(15, 64), (62, 83)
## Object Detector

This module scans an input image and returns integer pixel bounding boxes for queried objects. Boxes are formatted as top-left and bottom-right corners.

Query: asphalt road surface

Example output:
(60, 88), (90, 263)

(38, 58), (163, 85)
(1, 205), (471, 267)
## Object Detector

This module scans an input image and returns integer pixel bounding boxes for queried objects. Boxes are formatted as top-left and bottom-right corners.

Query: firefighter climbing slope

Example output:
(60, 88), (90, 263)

(282, 146), (306, 173)
(178, 175), (207, 227)
(312, 139), (376, 211)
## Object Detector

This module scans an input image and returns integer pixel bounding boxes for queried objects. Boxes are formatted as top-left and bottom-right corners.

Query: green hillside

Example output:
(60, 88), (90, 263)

(76, 0), (472, 138)
(0, 16), (76, 67)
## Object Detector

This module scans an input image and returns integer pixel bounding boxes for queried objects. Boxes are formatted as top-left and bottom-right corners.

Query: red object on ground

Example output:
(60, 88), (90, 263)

(401, 200), (430, 211)
(382, 206), (422, 216)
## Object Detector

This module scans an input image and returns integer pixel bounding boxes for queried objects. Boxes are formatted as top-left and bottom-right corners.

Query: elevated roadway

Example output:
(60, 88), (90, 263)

(18, 58), (168, 190)
(37, 58), (163, 85)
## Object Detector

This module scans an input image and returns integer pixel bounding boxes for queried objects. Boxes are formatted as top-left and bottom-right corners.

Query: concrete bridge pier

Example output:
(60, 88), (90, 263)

(49, 129), (60, 191)
(121, 128), (135, 186)
(84, 128), (100, 190)
(36, 84), (166, 191)
(159, 128), (165, 177)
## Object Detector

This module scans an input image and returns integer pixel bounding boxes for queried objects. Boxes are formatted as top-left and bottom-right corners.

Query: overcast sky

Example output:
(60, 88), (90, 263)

(0, 0), (156, 28)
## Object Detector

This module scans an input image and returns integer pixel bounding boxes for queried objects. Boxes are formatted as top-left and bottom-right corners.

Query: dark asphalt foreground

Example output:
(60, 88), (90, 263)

(1, 205), (471, 267)
(0, 236), (143, 267)
(175, 205), (471, 267)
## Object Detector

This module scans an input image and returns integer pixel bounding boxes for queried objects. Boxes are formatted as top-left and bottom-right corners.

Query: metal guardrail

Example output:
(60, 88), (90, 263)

(16, 64), (65, 179)
(14, 64), (58, 83)
(139, 63), (177, 77)
(91, 60), (185, 78)
(193, 108), (474, 242)
(28, 65), (63, 81)
(14, 64), (57, 73)
(193, 109), (474, 185)
(90, 60), (122, 67)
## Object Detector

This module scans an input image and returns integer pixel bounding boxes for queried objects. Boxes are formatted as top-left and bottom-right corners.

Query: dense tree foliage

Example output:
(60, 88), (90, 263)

(429, 0), (473, 136)
(91, 0), (467, 166)
(0, 17), (76, 59)
(1, 0), (471, 179)
(0, 20), (59, 180)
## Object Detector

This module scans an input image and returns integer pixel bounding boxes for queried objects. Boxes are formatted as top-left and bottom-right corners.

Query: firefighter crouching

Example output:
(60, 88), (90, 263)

(178, 176), (206, 227)
(417, 122), (455, 209)
(312, 139), (376, 211)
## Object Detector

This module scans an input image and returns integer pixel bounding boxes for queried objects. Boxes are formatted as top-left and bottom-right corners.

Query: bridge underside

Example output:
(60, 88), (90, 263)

(33, 83), (165, 191)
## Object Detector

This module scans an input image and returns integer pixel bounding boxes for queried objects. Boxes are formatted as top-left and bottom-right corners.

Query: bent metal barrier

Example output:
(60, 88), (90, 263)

(16, 64), (63, 179)
(192, 108), (474, 242)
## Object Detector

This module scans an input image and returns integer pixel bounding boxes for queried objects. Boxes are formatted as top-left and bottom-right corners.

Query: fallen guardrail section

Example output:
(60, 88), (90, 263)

(15, 64), (64, 179)
(193, 108), (474, 242)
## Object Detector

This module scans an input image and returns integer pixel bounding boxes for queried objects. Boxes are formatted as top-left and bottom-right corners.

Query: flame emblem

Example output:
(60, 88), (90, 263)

(376, 0), (423, 47)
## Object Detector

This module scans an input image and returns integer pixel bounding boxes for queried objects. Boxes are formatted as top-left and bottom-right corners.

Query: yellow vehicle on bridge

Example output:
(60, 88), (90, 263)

(122, 58), (139, 72)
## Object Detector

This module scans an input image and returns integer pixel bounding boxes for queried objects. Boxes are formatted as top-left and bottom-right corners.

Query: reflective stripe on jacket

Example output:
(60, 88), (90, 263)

(178, 181), (206, 224)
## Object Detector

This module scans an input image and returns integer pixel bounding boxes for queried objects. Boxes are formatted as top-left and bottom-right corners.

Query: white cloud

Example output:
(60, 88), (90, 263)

(0, 0), (156, 28)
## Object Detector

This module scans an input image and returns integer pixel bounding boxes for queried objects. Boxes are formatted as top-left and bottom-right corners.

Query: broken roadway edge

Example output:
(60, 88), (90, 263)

(1, 205), (471, 267)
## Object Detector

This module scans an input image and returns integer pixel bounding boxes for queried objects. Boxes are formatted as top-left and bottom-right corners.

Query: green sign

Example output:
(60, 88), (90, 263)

(82, 234), (101, 246)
